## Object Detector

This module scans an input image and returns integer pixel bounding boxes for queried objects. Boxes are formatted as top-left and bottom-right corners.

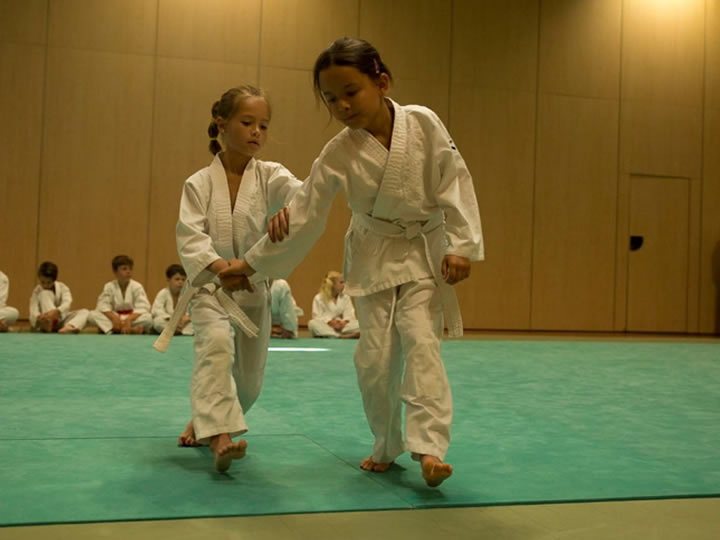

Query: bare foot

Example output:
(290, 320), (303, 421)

(412, 453), (453, 487)
(58, 325), (79, 334)
(360, 456), (393, 472)
(340, 331), (360, 339)
(0, 320), (7, 333)
(129, 325), (144, 334)
(177, 420), (201, 447)
(210, 433), (247, 472)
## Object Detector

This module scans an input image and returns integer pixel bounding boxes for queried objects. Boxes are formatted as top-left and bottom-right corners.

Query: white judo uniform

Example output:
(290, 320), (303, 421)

(309, 292), (359, 338)
(152, 287), (194, 336)
(245, 100), (484, 463)
(29, 281), (89, 331)
(0, 271), (19, 326)
(269, 279), (302, 338)
(177, 155), (300, 443)
(89, 279), (153, 334)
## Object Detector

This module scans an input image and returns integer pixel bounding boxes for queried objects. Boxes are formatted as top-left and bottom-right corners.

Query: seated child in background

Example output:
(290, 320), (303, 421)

(89, 254), (152, 334)
(269, 278), (303, 338)
(29, 261), (89, 333)
(0, 270), (19, 332)
(308, 271), (360, 339)
(152, 263), (193, 336)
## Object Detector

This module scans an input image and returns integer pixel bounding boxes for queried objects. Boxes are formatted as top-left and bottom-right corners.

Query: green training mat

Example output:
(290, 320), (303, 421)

(1, 335), (719, 526)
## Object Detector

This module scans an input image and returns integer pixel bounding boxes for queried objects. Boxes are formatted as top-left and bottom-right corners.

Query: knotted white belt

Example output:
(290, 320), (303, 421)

(153, 283), (259, 352)
(351, 212), (464, 338)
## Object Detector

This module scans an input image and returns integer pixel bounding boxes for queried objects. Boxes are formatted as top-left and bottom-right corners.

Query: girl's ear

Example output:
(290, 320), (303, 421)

(216, 117), (227, 134)
(377, 72), (390, 96)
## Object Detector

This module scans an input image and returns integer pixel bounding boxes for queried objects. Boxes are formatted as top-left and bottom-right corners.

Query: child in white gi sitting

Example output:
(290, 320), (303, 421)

(89, 254), (152, 334)
(308, 271), (359, 339)
(219, 38), (484, 488)
(269, 278), (302, 338)
(152, 264), (193, 336)
(29, 261), (89, 333)
(0, 270), (19, 332)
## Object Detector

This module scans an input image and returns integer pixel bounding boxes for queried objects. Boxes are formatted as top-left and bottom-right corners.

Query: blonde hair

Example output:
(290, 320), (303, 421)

(318, 271), (342, 302)
(207, 85), (270, 155)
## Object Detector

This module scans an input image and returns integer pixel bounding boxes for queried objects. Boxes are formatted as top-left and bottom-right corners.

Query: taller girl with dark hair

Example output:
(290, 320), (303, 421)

(221, 39), (484, 487)
(172, 85), (301, 472)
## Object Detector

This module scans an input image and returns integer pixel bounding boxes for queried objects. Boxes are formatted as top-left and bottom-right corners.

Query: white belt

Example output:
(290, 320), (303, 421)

(153, 283), (259, 352)
(351, 212), (463, 338)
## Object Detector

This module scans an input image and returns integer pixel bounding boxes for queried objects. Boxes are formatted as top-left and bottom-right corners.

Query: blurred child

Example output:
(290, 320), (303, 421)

(308, 271), (359, 339)
(0, 270), (19, 332)
(89, 255), (152, 334)
(152, 264), (193, 336)
(29, 261), (88, 333)
(269, 278), (303, 338)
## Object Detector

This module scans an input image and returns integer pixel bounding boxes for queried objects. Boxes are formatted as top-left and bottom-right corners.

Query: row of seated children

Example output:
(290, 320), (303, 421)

(0, 255), (306, 338)
(2, 260), (356, 339)
(0, 256), (192, 336)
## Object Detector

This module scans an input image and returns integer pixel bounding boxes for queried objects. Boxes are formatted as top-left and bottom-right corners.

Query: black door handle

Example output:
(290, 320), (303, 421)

(630, 235), (644, 251)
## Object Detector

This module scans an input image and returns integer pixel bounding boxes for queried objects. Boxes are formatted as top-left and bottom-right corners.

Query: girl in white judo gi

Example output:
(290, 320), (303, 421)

(175, 86), (301, 472)
(29, 261), (89, 333)
(309, 271), (360, 338)
(220, 39), (484, 487)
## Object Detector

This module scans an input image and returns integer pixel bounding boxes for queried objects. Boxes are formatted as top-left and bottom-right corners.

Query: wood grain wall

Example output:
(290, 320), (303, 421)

(0, 0), (718, 334)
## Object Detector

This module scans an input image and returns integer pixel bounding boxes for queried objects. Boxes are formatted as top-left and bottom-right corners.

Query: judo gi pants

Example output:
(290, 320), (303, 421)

(0, 306), (19, 325)
(354, 278), (452, 463)
(189, 287), (271, 444)
(89, 310), (152, 334)
(33, 290), (89, 331)
(308, 319), (360, 337)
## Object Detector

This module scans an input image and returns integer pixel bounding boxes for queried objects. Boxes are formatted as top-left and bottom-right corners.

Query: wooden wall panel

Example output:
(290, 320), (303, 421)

(261, 0), (358, 70)
(147, 58), (258, 299)
(700, 0), (720, 333)
(157, 0), (260, 64)
(452, 0), (539, 92)
(38, 48), (154, 311)
(621, 102), (703, 179)
(615, 0), (705, 331)
(450, 89), (536, 329)
(359, 0), (451, 121)
(48, 0), (156, 55)
(622, 0), (704, 106)
(0, 0), (47, 45)
(259, 67), (342, 179)
(450, 0), (538, 329)
(532, 95), (619, 330)
(700, 109), (720, 333)
(539, 0), (621, 99)
(0, 44), (45, 316)
(626, 176), (689, 332)
(708, 0), (720, 110)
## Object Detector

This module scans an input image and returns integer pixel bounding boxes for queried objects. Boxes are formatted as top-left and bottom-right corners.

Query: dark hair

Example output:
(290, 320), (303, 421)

(312, 37), (393, 107)
(37, 261), (58, 280)
(112, 255), (133, 271)
(208, 85), (270, 155)
(165, 264), (187, 279)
